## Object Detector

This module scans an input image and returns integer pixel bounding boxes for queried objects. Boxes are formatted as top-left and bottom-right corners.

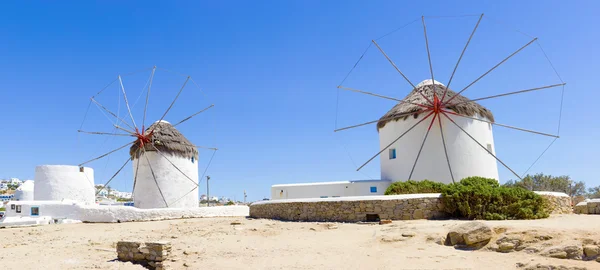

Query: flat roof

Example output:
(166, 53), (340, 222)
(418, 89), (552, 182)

(272, 179), (390, 187)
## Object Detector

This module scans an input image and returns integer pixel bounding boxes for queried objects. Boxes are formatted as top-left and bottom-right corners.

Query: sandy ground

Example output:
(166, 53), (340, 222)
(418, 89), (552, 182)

(1, 215), (600, 270)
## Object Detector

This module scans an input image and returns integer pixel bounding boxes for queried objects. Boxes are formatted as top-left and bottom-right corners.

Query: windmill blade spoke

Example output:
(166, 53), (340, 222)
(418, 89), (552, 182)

(437, 115), (455, 184)
(132, 149), (141, 199)
(442, 13), (484, 102)
(441, 112), (521, 179)
(91, 98), (136, 132)
(114, 124), (136, 135)
(94, 157), (131, 196)
(118, 76), (138, 130)
(442, 110), (558, 138)
(173, 104), (215, 127)
(449, 83), (566, 106)
(421, 16), (437, 95)
(169, 186), (198, 207)
(152, 76), (191, 133)
(443, 37), (538, 106)
(142, 66), (156, 130)
(371, 39), (434, 105)
(149, 144), (199, 187)
(408, 113), (437, 180)
(78, 130), (134, 137)
(141, 147), (169, 207)
(337, 86), (431, 109)
(357, 110), (434, 171)
(334, 110), (423, 132)
(79, 141), (135, 166)
(196, 145), (218, 151)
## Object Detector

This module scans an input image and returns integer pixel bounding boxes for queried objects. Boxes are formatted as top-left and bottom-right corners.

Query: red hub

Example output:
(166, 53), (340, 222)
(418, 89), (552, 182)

(135, 126), (153, 148)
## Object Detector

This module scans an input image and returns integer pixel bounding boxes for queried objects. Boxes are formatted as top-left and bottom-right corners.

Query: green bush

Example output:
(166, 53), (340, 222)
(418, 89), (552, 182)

(385, 180), (446, 195)
(0, 207), (5, 211)
(441, 176), (549, 220)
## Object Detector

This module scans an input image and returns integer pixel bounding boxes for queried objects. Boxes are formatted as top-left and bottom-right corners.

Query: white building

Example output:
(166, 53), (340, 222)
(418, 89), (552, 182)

(34, 165), (95, 204)
(378, 80), (499, 184)
(271, 180), (391, 200)
(132, 120), (199, 209)
(9, 178), (22, 185)
(14, 180), (34, 201)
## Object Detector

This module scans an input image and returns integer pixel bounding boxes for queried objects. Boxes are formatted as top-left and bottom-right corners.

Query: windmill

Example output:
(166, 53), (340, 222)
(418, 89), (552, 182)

(334, 14), (565, 184)
(77, 66), (218, 208)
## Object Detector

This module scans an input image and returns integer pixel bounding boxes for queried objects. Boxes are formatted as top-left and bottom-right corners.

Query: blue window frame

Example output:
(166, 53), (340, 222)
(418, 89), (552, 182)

(320, 196), (328, 198)
(31, 206), (39, 216)
(389, 148), (396, 159)
(370, 186), (377, 193)
(191, 156), (195, 163)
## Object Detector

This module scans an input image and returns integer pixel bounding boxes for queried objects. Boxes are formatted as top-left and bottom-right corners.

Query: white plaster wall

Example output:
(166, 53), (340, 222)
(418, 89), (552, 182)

(34, 165), (95, 204)
(0, 201), (248, 225)
(14, 180), (34, 201)
(271, 180), (391, 200)
(133, 151), (199, 209)
(379, 112), (499, 184)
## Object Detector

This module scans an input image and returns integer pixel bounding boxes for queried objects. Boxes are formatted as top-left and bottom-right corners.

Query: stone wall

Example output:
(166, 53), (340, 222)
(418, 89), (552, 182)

(574, 200), (600, 214)
(117, 240), (171, 270)
(250, 192), (573, 222)
(536, 192), (572, 214)
(249, 194), (447, 222)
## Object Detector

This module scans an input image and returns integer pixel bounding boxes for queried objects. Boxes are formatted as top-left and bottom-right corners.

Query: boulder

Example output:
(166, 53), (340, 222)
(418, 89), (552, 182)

(583, 245), (599, 258)
(445, 221), (493, 249)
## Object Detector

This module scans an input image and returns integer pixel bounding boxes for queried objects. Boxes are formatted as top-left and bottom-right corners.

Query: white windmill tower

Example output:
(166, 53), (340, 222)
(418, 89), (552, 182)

(78, 66), (218, 208)
(335, 14), (565, 184)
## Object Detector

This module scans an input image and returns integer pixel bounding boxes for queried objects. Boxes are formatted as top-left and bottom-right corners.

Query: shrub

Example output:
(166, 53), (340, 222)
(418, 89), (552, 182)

(385, 180), (446, 195)
(0, 207), (5, 211)
(441, 176), (549, 220)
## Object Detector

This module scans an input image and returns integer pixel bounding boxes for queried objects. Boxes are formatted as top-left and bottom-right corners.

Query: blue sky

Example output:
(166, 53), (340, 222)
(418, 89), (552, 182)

(0, 1), (598, 201)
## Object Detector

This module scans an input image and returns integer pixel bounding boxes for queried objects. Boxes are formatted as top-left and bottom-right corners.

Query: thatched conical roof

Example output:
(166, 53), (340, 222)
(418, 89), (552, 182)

(129, 120), (198, 160)
(377, 80), (494, 130)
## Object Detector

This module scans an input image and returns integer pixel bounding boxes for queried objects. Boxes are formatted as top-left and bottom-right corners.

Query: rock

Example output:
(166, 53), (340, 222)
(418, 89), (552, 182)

(445, 221), (493, 249)
(548, 251), (568, 259)
(498, 242), (516, 252)
(524, 263), (587, 270)
(494, 234), (524, 253)
(379, 220), (392, 225)
(402, 232), (416, 237)
(544, 245), (583, 260)
(380, 235), (404, 243)
(583, 245), (599, 258)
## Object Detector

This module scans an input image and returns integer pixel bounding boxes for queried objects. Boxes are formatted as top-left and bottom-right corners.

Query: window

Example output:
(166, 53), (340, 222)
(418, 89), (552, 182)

(486, 143), (493, 153)
(16, 205), (21, 213)
(11, 204), (15, 210)
(191, 157), (195, 163)
(320, 196), (328, 198)
(389, 148), (397, 159)
(370, 186), (377, 193)
(31, 207), (39, 216)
